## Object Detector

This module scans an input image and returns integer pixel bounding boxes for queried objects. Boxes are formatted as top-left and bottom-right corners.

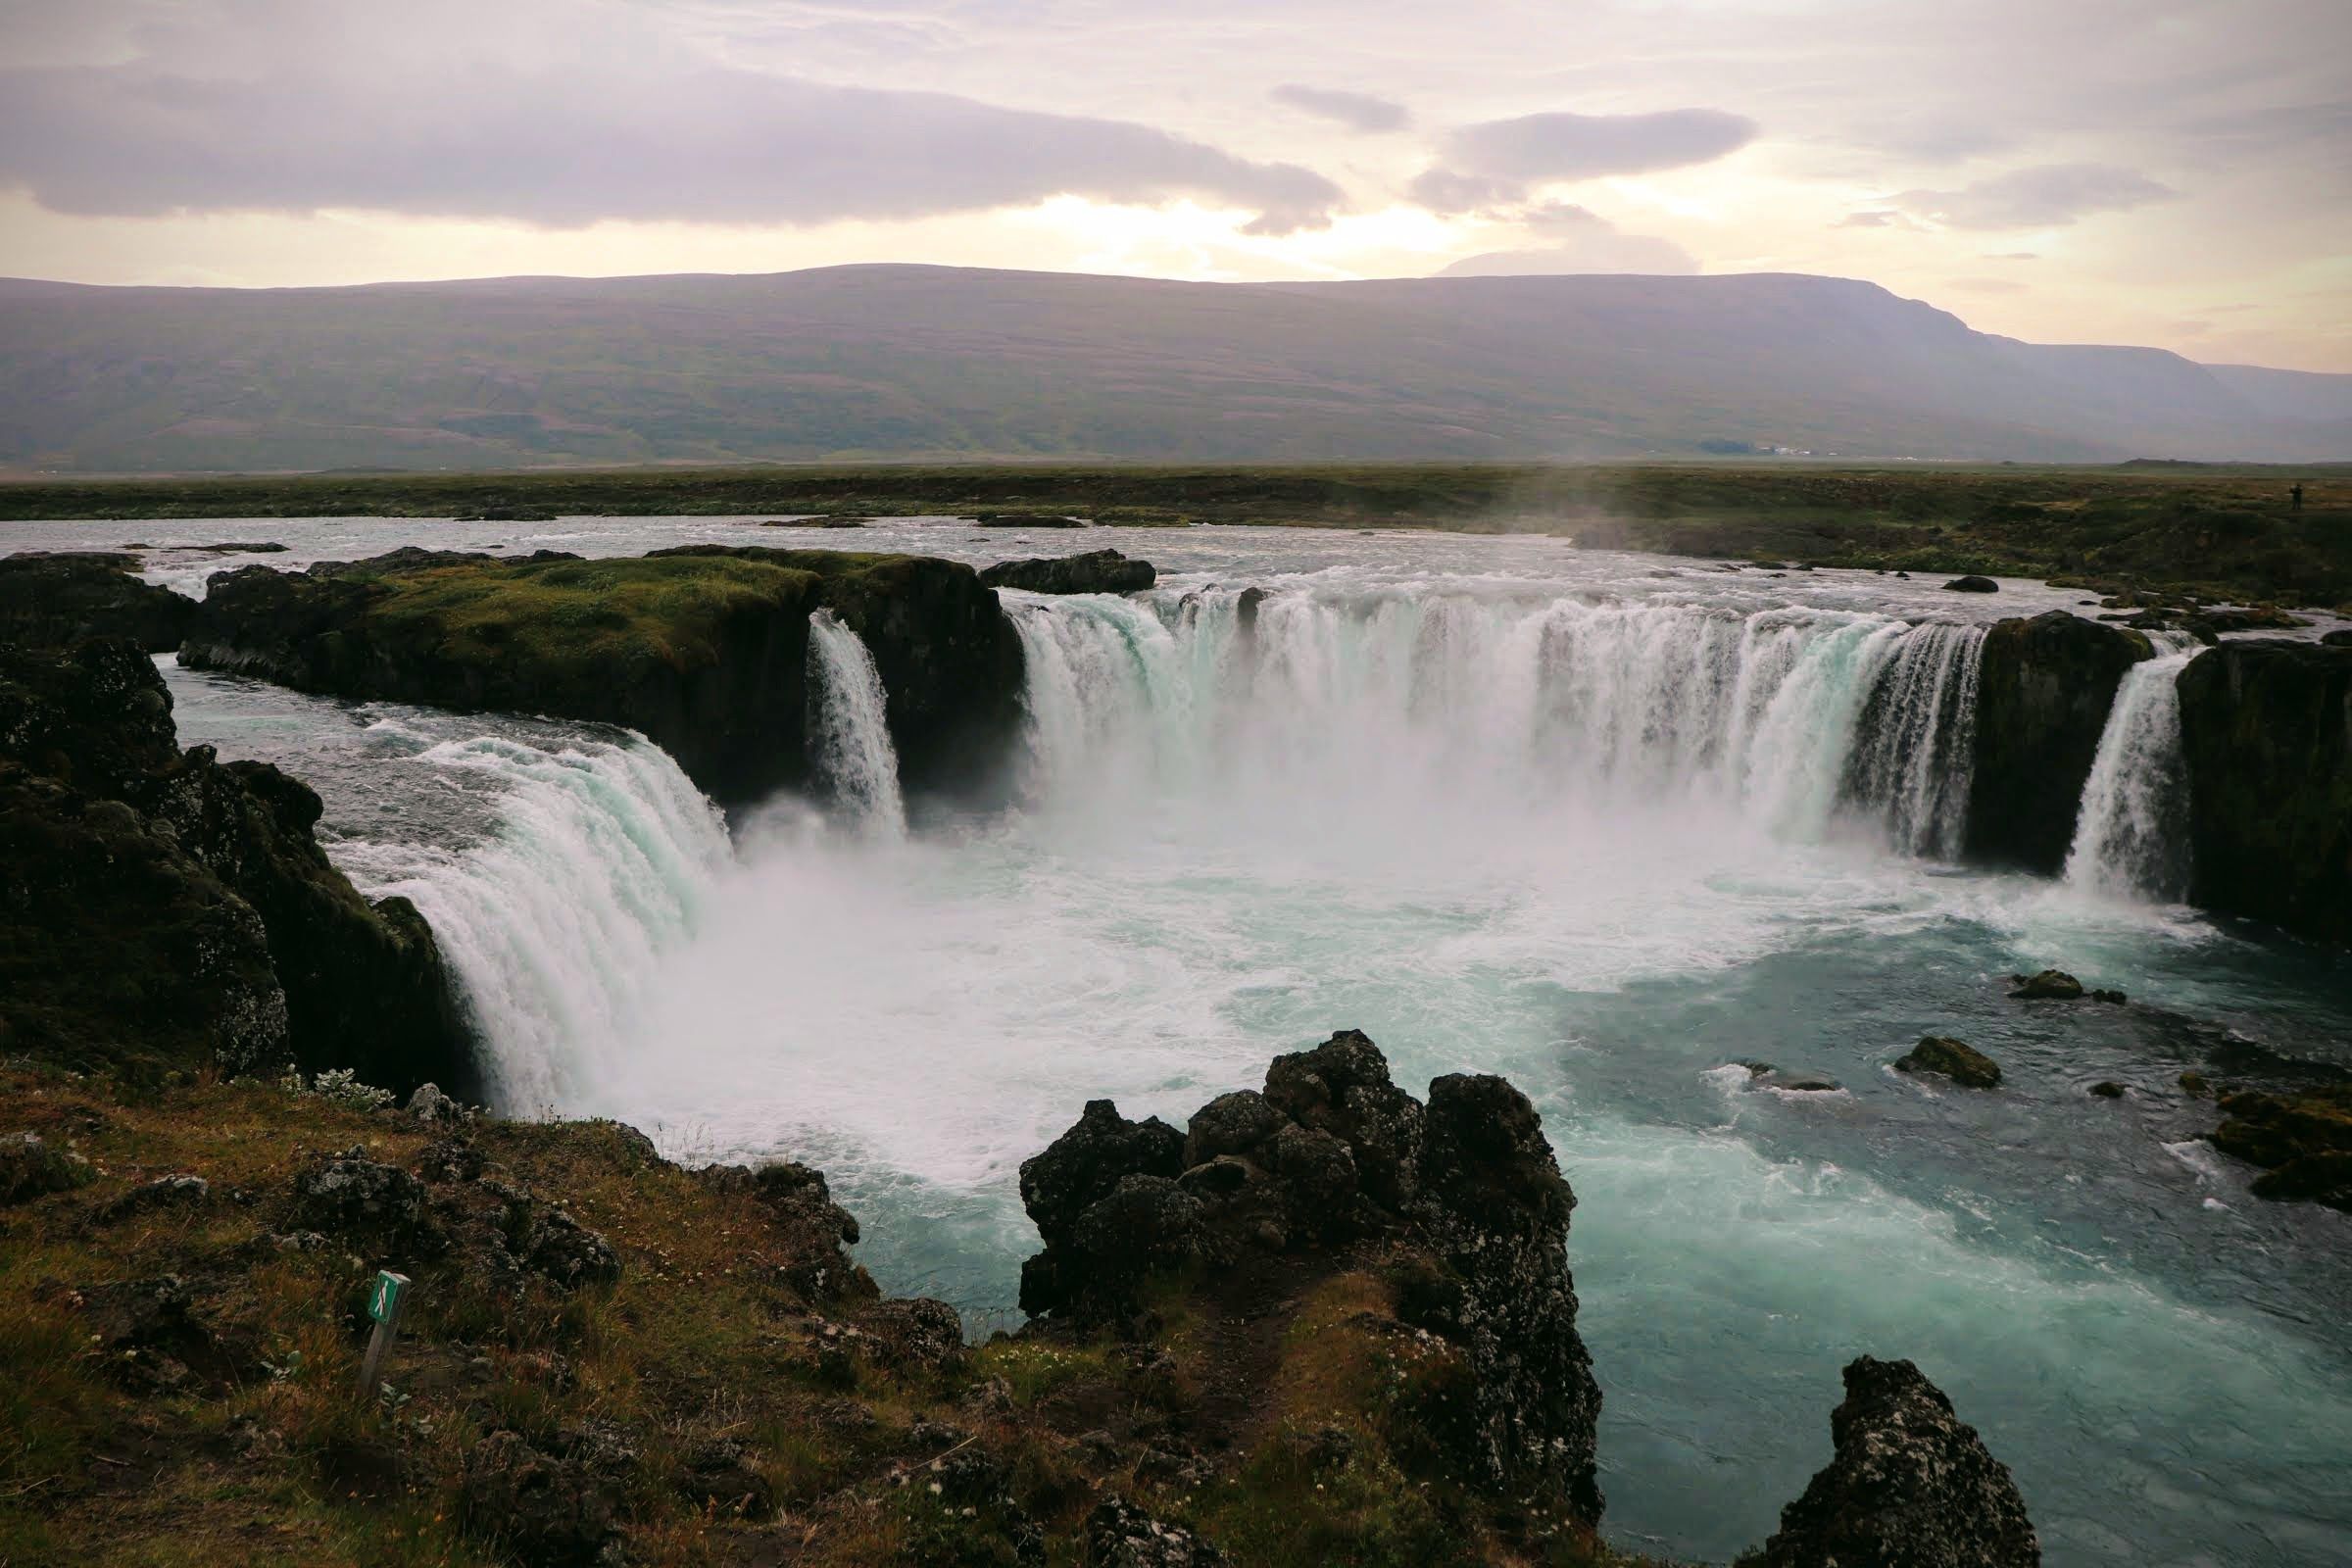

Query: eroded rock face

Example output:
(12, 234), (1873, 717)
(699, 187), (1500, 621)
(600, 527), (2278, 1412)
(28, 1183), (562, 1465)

(0, 638), (473, 1094)
(979, 549), (1156, 595)
(0, 552), (197, 652)
(1752, 1355), (2039, 1568)
(1965, 612), (2152, 874)
(2176, 639), (2352, 948)
(185, 546), (1026, 806)
(1018, 1030), (1604, 1531)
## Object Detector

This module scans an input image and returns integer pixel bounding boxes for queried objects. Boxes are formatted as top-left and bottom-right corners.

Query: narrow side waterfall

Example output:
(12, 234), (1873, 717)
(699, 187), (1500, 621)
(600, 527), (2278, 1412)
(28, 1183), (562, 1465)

(1006, 587), (1984, 853)
(807, 609), (908, 839)
(333, 730), (733, 1112)
(2064, 652), (2194, 902)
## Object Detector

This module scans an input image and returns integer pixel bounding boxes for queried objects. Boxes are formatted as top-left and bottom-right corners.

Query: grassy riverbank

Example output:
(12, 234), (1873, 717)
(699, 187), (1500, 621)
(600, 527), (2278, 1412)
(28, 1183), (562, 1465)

(6, 462), (2347, 607)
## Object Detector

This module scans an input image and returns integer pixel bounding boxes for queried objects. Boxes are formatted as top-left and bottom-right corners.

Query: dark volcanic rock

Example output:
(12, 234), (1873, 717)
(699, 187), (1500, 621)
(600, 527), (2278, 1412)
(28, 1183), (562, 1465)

(1019, 1031), (1603, 1531)
(1, 1130), (93, 1204)
(1964, 612), (2152, 874)
(2323, 628), (2352, 648)
(1941, 574), (1999, 593)
(2176, 639), (2352, 947)
(2209, 1086), (2352, 1211)
(1087, 1496), (1232, 1567)
(2, 765), (290, 1077)
(462, 1429), (622, 1567)
(2008, 969), (2084, 1001)
(291, 1148), (436, 1250)
(1896, 1037), (2002, 1089)
(0, 552), (197, 651)
(1752, 1355), (2039, 1568)
(979, 549), (1156, 595)
(0, 639), (475, 1095)
(183, 546), (1025, 806)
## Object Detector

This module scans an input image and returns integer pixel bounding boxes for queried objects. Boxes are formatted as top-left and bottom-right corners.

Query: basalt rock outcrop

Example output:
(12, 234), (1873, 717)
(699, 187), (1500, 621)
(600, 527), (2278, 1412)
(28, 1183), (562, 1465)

(0, 551), (198, 651)
(1964, 612), (2153, 874)
(181, 545), (1025, 807)
(979, 549), (1156, 595)
(2207, 1085), (2352, 1210)
(2175, 638), (2352, 947)
(1895, 1037), (2002, 1089)
(1018, 1029), (1606, 1533)
(0, 637), (473, 1093)
(1749, 1355), (2039, 1568)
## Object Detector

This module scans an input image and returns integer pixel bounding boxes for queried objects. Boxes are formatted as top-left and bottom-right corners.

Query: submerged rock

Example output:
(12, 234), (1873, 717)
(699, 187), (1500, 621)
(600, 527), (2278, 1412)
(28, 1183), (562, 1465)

(0, 551), (198, 652)
(1965, 612), (2153, 874)
(1896, 1037), (2002, 1089)
(978, 549), (1155, 595)
(1750, 1355), (2039, 1568)
(2176, 639), (2352, 947)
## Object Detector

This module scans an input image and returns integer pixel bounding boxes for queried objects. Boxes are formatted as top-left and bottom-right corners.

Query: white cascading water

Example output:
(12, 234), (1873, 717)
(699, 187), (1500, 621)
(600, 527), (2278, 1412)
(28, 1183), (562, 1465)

(332, 727), (733, 1112)
(2063, 651), (2195, 902)
(807, 609), (908, 839)
(1007, 586), (1984, 855)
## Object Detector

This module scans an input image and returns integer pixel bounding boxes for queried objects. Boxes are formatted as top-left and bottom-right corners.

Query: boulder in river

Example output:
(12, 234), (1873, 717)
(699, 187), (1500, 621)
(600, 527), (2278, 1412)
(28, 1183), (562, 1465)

(1896, 1036), (2002, 1088)
(1964, 612), (2153, 874)
(2208, 1085), (2352, 1211)
(2008, 969), (2084, 1000)
(0, 551), (198, 652)
(979, 548), (1156, 595)
(1942, 574), (1999, 592)
(1749, 1355), (2040, 1568)
(2175, 639), (2352, 947)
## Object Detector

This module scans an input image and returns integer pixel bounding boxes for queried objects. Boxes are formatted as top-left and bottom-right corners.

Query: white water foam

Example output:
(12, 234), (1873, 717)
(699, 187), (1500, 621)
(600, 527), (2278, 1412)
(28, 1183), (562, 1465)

(1006, 585), (1982, 853)
(2065, 652), (2194, 904)
(808, 609), (908, 840)
(335, 725), (732, 1112)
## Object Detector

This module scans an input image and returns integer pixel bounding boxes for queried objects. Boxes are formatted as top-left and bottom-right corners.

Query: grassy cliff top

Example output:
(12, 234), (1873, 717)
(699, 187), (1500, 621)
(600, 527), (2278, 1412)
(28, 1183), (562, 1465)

(355, 551), (921, 673)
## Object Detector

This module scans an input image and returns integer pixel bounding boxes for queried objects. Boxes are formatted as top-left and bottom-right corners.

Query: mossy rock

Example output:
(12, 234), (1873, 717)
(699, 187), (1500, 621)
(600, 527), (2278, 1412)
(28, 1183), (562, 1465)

(1896, 1036), (2002, 1089)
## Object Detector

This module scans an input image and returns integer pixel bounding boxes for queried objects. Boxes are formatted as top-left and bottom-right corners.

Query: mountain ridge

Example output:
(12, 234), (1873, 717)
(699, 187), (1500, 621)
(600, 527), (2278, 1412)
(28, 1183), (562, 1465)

(1, 264), (2343, 471)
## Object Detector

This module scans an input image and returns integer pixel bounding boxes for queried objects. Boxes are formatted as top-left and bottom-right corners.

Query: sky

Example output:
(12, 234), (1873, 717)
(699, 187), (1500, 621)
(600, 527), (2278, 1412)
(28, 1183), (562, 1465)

(0, 0), (2346, 370)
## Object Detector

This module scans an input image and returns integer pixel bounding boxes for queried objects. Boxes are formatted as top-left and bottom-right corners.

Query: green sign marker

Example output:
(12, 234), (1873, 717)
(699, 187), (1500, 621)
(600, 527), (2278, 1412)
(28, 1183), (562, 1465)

(368, 1269), (408, 1324)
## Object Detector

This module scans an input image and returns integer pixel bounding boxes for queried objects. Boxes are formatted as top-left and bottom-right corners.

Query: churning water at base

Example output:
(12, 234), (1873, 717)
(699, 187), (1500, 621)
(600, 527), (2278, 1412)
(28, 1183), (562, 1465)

(2066, 653), (2194, 904)
(807, 609), (907, 840)
(144, 529), (2352, 1568)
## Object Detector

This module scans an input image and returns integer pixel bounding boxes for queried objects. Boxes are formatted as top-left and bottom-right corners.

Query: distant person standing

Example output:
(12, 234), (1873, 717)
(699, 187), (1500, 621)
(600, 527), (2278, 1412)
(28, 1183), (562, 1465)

(2290, 482), (2304, 511)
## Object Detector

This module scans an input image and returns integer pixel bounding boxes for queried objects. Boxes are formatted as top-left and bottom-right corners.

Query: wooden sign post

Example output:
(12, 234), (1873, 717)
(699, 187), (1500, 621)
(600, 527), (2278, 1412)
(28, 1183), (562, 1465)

(358, 1269), (410, 1392)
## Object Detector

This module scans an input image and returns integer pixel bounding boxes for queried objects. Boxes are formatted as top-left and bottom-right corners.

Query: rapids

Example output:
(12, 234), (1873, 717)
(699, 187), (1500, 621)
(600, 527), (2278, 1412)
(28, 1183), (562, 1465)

(71, 515), (2350, 1567)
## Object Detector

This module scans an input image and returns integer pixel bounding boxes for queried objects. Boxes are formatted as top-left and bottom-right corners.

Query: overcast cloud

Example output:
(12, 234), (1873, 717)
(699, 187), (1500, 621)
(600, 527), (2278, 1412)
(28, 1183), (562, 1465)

(1271, 84), (1411, 134)
(0, 0), (2344, 369)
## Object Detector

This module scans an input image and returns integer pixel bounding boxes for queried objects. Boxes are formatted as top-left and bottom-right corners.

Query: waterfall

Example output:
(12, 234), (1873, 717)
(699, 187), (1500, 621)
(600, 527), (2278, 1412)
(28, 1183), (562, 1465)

(1842, 620), (1984, 858)
(330, 730), (734, 1112)
(1006, 586), (1984, 852)
(807, 610), (908, 839)
(2063, 652), (2194, 902)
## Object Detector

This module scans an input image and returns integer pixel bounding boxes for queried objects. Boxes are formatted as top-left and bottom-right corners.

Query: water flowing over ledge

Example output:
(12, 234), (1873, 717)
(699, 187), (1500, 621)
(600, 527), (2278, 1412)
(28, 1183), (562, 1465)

(2065, 652), (2194, 903)
(807, 608), (908, 841)
(1008, 584), (1986, 858)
